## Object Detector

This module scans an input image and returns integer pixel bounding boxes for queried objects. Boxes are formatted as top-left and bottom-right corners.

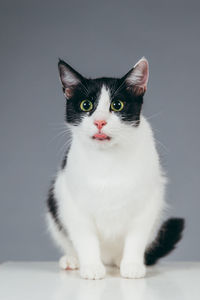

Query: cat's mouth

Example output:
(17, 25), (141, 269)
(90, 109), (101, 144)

(92, 132), (111, 141)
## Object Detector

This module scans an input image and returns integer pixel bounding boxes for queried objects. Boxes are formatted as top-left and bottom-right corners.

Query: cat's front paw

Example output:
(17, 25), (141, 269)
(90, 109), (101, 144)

(120, 261), (146, 279)
(59, 255), (79, 270)
(80, 263), (106, 280)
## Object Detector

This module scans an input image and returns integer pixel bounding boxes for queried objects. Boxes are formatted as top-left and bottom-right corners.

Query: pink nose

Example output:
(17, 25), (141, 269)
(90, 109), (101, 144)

(94, 120), (107, 130)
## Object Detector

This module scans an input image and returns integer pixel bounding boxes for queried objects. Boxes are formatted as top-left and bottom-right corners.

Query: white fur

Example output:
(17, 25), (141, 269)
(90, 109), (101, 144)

(63, 70), (79, 86)
(126, 57), (149, 88)
(59, 255), (79, 270)
(47, 85), (167, 279)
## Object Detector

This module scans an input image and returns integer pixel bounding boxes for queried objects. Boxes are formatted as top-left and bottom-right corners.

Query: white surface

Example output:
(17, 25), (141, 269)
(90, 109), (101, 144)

(0, 262), (200, 300)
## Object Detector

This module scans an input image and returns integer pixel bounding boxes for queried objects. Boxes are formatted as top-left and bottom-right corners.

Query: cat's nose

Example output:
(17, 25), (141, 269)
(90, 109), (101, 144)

(94, 120), (107, 130)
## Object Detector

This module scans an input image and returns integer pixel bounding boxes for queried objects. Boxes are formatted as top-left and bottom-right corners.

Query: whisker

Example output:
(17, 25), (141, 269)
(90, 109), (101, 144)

(112, 80), (126, 98)
(79, 81), (89, 95)
(49, 128), (70, 145)
(154, 138), (169, 153)
(57, 136), (73, 160)
(145, 111), (163, 121)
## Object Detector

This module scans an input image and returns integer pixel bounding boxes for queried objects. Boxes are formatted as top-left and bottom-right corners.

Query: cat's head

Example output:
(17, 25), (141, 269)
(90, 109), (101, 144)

(58, 58), (149, 149)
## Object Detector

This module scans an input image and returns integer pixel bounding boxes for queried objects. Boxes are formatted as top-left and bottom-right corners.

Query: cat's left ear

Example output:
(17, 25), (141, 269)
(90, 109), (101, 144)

(58, 59), (84, 98)
(124, 57), (149, 96)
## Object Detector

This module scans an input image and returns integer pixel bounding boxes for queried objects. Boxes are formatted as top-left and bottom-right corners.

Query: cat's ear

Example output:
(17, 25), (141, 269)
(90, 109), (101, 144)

(58, 59), (84, 98)
(124, 57), (149, 96)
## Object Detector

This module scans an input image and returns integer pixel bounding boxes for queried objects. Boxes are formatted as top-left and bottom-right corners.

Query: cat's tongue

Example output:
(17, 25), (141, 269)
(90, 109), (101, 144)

(93, 133), (110, 140)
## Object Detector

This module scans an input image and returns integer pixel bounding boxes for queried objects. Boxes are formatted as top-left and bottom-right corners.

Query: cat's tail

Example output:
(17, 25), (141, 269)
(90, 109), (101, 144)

(145, 218), (185, 266)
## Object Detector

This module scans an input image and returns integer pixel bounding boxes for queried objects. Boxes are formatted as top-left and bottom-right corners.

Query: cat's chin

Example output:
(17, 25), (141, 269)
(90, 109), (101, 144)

(87, 135), (117, 150)
(91, 138), (112, 148)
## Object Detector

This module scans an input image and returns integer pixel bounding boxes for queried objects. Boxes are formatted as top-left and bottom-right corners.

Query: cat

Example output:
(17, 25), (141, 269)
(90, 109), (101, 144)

(46, 57), (184, 280)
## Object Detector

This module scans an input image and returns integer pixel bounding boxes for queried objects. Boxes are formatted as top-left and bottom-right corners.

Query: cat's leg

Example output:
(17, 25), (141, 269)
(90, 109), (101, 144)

(120, 203), (162, 279)
(54, 173), (105, 279)
(46, 212), (79, 270)
(59, 253), (79, 270)
(58, 236), (79, 271)
(67, 214), (106, 279)
(56, 206), (105, 279)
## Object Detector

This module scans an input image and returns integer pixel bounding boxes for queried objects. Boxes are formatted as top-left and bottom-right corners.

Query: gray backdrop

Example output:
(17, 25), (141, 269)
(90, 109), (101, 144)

(0, 0), (200, 262)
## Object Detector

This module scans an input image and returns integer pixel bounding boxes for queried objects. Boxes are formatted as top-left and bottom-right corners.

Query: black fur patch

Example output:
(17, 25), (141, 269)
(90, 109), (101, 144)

(58, 60), (144, 127)
(145, 218), (185, 265)
(61, 155), (67, 169)
(109, 79), (143, 125)
(61, 143), (71, 169)
(47, 181), (64, 231)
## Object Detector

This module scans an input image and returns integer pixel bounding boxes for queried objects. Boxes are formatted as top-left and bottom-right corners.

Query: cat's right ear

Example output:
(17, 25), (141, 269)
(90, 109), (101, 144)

(58, 59), (84, 98)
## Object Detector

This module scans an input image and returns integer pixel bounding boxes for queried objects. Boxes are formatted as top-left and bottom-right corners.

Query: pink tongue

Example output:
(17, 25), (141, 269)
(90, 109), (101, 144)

(94, 133), (108, 139)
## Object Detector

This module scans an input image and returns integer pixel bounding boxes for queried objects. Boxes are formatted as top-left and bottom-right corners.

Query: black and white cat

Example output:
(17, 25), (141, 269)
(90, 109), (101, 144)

(47, 57), (184, 279)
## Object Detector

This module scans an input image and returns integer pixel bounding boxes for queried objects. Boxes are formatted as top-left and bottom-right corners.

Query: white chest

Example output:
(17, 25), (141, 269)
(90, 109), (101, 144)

(65, 146), (154, 219)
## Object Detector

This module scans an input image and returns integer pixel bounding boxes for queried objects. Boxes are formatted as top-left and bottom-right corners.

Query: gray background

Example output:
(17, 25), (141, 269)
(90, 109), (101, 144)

(0, 0), (199, 262)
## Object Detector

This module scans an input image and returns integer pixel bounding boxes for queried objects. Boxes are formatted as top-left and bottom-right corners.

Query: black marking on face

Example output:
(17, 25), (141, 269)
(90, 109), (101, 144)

(64, 79), (102, 125)
(109, 80), (143, 126)
(58, 60), (147, 127)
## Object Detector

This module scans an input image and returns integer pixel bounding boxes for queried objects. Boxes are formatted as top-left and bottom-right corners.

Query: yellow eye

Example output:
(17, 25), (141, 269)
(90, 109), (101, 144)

(80, 100), (93, 112)
(111, 100), (124, 112)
